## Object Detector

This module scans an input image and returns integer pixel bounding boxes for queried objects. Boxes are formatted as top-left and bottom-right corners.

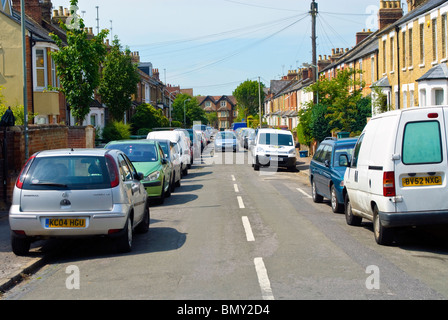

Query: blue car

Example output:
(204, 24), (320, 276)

(310, 137), (357, 213)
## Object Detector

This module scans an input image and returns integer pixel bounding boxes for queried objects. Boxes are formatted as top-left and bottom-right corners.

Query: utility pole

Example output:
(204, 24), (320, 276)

(310, 0), (318, 104)
(96, 6), (99, 35)
(258, 77), (262, 128)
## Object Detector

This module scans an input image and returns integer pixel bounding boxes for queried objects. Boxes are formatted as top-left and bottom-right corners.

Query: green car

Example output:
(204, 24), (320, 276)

(105, 140), (172, 204)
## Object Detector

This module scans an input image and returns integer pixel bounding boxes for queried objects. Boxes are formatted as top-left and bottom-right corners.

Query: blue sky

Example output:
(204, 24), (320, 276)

(49, 0), (406, 96)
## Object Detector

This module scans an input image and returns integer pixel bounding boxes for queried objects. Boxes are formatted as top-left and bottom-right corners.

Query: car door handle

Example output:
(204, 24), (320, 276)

(355, 171), (358, 182)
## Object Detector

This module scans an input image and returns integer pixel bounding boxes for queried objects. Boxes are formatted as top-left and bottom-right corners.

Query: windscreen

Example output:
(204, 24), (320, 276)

(258, 133), (293, 146)
(108, 143), (158, 162)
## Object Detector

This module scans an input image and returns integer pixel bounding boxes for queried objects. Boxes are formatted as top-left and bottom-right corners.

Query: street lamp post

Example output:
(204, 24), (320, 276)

(183, 98), (191, 128)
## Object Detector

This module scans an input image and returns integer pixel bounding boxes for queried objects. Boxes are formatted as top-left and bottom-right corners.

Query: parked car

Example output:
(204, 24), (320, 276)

(186, 128), (202, 163)
(105, 139), (171, 204)
(252, 129), (296, 171)
(174, 128), (192, 168)
(152, 138), (181, 191)
(310, 137), (357, 213)
(240, 128), (255, 149)
(147, 130), (190, 176)
(9, 148), (149, 255)
(214, 131), (239, 152)
(342, 106), (448, 245)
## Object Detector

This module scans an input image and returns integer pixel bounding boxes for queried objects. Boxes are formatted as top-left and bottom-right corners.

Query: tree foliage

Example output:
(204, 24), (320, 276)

(50, 0), (108, 125)
(99, 38), (140, 121)
(130, 103), (169, 134)
(301, 68), (372, 142)
(171, 94), (207, 127)
(233, 80), (265, 117)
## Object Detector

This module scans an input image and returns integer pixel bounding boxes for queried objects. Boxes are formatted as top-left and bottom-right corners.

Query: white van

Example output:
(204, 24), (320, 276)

(147, 130), (190, 176)
(252, 128), (297, 171)
(342, 106), (448, 245)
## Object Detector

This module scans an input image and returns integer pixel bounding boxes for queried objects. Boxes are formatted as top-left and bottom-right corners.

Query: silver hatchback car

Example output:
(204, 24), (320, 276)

(9, 148), (149, 256)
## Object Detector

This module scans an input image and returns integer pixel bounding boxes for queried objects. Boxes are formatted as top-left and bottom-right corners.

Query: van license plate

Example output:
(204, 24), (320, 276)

(46, 218), (86, 228)
(402, 176), (442, 187)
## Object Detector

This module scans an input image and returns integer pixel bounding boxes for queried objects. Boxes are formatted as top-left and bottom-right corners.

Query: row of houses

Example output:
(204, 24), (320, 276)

(264, 0), (448, 131)
(0, 0), (192, 133)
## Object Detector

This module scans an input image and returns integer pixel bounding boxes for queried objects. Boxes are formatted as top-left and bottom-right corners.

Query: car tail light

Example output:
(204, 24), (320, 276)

(383, 171), (396, 197)
(428, 113), (439, 118)
(105, 154), (120, 188)
(16, 156), (35, 189)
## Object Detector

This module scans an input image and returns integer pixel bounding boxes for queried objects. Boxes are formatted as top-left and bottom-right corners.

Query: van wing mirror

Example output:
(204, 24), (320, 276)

(339, 154), (350, 167)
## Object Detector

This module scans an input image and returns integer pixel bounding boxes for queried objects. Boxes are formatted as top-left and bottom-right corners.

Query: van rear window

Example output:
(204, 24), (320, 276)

(402, 121), (442, 165)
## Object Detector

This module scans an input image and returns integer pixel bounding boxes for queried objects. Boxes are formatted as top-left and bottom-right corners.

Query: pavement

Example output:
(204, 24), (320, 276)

(0, 155), (311, 295)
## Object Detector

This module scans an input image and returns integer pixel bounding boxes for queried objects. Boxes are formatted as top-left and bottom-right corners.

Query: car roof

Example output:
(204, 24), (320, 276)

(107, 139), (157, 145)
(257, 128), (293, 135)
(34, 148), (113, 157)
(320, 137), (358, 146)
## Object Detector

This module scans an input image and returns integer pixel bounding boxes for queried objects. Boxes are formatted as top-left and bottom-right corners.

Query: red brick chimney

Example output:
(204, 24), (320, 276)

(356, 29), (373, 44)
(12, 0), (46, 24)
(378, 0), (403, 30)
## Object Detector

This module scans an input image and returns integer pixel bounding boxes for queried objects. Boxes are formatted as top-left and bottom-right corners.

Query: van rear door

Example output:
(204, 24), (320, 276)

(394, 107), (448, 213)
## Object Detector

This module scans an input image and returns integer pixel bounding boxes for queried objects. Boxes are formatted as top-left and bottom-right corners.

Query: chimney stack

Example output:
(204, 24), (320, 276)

(378, 0), (403, 30)
(356, 29), (373, 44)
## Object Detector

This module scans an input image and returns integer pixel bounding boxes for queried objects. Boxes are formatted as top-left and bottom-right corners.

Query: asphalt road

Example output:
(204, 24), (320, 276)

(2, 145), (448, 301)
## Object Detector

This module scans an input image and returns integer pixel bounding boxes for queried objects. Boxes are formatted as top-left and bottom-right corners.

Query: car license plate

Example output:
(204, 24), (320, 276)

(270, 157), (279, 161)
(45, 218), (86, 228)
(402, 176), (442, 187)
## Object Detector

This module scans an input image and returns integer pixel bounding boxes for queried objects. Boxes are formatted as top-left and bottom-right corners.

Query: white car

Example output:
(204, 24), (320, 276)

(147, 130), (190, 176)
(9, 148), (149, 255)
(252, 129), (297, 171)
(342, 105), (448, 245)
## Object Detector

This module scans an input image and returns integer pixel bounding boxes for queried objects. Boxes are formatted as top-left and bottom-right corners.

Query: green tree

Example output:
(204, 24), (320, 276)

(99, 38), (140, 121)
(233, 80), (265, 117)
(50, 0), (108, 125)
(305, 68), (370, 133)
(296, 107), (313, 145)
(171, 94), (207, 127)
(130, 103), (169, 134)
(310, 103), (332, 142)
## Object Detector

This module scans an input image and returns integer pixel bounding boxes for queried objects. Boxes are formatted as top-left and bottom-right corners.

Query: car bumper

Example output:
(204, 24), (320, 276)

(143, 181), (163, 198)
(379, 210), (448, 227)
(256, 155), (296, 167)
(9, 204), (130, 237)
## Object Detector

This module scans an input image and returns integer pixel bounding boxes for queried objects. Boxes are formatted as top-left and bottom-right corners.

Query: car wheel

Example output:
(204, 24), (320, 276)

(135, 202), (150, 234)
(116, 215), (133, 253)
(311, 180), (323, 203)
(166, 176), (172, 197)
(175, 175), (181, 188)
(331, 185), (343, 213)
(11, 234), (31, 256)
(373, 205), (394, 245)
(171, 174), (176, 192)
(344, 193), (362, 226)
(159, 178), (165, 204)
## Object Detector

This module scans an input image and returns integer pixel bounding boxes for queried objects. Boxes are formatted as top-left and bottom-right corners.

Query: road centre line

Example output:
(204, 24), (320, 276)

(237, 196), (245, 209)
(254, 257), (274, 300)
(242, 216), (255, 242)
(296, 187), (312, 199)
(234, 184), (239, 193)
(231, 175), (236, 181)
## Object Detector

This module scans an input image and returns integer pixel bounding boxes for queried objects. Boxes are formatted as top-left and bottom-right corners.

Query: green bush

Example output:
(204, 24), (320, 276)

(102, 121), (131, 142)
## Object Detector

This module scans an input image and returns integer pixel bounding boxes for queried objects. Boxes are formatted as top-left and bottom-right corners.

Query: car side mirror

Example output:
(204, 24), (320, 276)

(162, 158), (168, 164)
(324, 160), (330, 167)
(339, 154), (350, 167)
(136, 172), (144, 180)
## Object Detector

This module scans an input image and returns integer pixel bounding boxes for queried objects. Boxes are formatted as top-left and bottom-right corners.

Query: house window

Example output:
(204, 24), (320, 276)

(402, 30), (406, 67)
(51, 55), (57, 88)
(90, 114), (97, 126)
(420, 23), (425, 65)
(35, 48), (47, 89)
(390, 36), (394, 72)
(220, 101), (227, 108)
(432, 18), (438, 62)
(442, 14), (447, 59)
(435, 89), (444, 105)
(420, 89), (427, 106)
(382, 40), (387, 74)
(205, 101), (211, 108)
(408, 27), (413, 67)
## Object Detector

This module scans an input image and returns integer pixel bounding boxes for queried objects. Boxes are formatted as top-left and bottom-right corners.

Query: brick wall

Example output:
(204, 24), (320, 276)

(0, 125), (95, 209)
